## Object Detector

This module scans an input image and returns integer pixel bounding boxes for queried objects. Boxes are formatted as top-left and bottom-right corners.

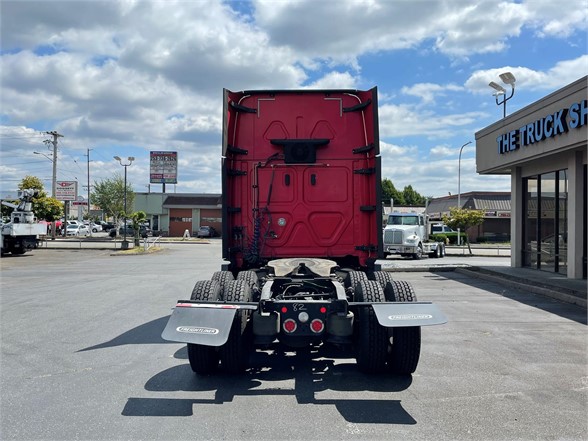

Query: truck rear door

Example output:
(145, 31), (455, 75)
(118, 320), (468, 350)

(222, 88), (382, 269)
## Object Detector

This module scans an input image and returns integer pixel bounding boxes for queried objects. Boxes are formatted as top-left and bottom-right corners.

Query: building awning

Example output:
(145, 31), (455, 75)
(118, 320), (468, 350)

(162, 194), (221, 209)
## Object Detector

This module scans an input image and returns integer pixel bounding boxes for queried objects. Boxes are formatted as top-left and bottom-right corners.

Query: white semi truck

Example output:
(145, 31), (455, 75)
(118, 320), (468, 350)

(383, 212), (446, 259)
(1, 189), (47, 256)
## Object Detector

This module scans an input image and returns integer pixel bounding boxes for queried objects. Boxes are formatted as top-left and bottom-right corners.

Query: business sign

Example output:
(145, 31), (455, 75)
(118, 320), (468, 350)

(150, 151), (178, 184)
(55, 181), (77, 201)
(497, 99), (587, 154)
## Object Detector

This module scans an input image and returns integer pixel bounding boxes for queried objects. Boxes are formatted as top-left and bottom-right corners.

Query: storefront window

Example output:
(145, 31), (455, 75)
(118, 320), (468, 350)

(523, 170), (568, 275)
(524, 177), (538, 268)
(558, 171), (568, 275)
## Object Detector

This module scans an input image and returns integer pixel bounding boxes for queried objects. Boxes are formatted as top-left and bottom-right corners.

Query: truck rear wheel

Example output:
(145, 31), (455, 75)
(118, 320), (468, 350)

(370, 271), (394, 290)
(236, 270), (258, 289)
(219, 280), (252, 373)
(187, 280), (221, 375)
(354, 280), (389, 374)
(346, 271), (369, 290)
(388, 280), (421, 375)
(211, 271), (235, 294)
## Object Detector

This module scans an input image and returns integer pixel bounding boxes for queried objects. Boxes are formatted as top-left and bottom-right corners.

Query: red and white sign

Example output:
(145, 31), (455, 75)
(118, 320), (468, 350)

(150, 151), (178, 184)
(56, 181), (77, 201)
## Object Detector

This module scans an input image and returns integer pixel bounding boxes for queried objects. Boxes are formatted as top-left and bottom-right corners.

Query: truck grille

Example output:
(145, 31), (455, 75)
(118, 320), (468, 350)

(384, 230), (403, 245)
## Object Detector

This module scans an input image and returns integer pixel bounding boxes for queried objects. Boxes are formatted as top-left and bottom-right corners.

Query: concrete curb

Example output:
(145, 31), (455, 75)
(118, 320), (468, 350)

(455, 267), (587, 309)
(383, 264), (586, 309)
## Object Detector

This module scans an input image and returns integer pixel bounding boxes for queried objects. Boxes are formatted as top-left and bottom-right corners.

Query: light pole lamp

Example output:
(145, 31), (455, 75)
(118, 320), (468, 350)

(489, 72), (516, 118)
(114, 156), (135, 249)
(457, 141), (472, 246)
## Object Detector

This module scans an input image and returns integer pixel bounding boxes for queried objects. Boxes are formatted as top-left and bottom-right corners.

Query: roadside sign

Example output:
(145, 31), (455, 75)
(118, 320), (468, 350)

(56, 181), (77, 201)
(150, 151), (178, 184)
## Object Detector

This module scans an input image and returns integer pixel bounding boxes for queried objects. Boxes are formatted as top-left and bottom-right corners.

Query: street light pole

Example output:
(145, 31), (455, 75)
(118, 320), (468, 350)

(457, 141), (472, 246)
(114, 156), (135, 249)
(489, 72), (516, 118)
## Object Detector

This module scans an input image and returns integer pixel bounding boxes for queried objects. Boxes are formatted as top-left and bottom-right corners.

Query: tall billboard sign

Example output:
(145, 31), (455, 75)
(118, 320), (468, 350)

(150, 151), (178, 184)
(55, 181), (77, 201)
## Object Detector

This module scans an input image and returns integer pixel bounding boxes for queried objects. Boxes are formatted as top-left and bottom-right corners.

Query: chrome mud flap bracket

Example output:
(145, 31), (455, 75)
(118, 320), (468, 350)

(351, 302), (448, 327)
(161, 302), (256, 346)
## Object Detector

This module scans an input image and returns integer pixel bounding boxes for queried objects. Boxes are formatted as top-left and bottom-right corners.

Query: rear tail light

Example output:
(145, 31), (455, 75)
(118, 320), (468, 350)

(310, 319), (325, 333)
(283, 318), (297, 333)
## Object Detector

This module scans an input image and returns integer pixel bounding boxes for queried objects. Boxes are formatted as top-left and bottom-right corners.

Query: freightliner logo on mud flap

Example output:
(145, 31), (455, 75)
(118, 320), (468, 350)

(388, 314), (433, 320)
(176, 326), (219, 335)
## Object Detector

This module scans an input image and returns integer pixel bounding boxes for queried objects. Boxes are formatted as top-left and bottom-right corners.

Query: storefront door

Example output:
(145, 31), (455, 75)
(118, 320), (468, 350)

(523, 170), (568, 275)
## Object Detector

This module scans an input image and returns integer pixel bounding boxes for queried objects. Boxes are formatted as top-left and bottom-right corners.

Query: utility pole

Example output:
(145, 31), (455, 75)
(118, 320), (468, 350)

(85, 148), (93, 233)
(44, 131), (63, 240)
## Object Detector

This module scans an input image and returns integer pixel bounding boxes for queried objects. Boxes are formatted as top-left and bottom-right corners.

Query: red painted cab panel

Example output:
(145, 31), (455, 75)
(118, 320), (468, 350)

(222, 88), (383, 270)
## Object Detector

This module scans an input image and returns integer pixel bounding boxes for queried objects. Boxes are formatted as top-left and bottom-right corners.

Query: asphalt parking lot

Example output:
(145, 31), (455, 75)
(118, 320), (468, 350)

(1, 243), (586, 440)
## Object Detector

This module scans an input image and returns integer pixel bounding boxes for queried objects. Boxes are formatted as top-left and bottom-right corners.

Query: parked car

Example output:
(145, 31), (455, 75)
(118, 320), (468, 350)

(196, 225), (217, 238)
(109, 226), (152, 239)
(89, 223), (102, 232)
(100, 222), (115, 232)
(431, 224), (455, 234)
(66, 224), (90, 237)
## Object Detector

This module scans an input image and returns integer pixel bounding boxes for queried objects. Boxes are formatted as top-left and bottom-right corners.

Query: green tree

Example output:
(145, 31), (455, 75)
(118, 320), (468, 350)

(442, 208), (484, 254)
(381, 178), (405, 205)
(91, 174), (135, 225)
(130, 210), (147, 245)
(402, 185), (427, 206)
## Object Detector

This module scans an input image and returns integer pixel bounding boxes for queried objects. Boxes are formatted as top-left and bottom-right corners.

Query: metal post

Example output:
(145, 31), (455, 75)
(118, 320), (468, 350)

(457, 141), (472, 246)
(44, 131), (62, 240)
(122, 164), (128, 249)
(114, 156), (134, 250)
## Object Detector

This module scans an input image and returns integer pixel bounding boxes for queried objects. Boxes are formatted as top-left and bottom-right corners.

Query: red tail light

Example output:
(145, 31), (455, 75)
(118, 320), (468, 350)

(283, 318), (297, 333)
(310, 319), (324, 333)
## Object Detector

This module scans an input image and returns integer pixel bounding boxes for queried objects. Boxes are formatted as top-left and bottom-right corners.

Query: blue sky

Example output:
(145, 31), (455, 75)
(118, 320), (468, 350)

(1, 0), (586, 200)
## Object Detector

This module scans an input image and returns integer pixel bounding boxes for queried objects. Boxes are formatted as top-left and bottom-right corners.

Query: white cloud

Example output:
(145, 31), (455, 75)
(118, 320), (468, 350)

(429, 144), (456, 158)
(305, 71), (358, 89)
(465, 55), (588, 94)
(0, 0), (583, 197)
(401, 83), (463, 104)
(379, 103), (487, 138)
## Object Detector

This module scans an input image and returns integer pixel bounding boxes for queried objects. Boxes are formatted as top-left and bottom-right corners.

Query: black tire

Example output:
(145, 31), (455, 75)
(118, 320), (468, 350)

(187, 280), (221, 375)
(388, 280), (421, 375)
(211, 271), (234, 296)
(346, 271), (369, 290)
(412, 243), (423, 260)
(219, 280), (252, 373)
(236, 270), (258, 289)
(354, 280), (389, 374)
(370, 271), (394, 292)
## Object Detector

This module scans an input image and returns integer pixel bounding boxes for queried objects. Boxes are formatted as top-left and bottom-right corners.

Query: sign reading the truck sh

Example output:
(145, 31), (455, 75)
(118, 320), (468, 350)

(497, 99), (587, 155)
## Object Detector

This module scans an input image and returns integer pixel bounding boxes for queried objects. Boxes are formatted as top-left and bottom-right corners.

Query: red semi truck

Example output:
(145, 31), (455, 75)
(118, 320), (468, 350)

(162, 88), (446, 375)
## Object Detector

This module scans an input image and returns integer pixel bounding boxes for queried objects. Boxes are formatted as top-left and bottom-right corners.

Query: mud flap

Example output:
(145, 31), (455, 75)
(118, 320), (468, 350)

(368, 302), (447, 327)
(161, 303), (249, 346)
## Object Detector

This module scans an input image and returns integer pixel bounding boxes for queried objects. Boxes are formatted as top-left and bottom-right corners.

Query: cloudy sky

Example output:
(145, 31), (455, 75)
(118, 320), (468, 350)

(1, 0), (586, 200)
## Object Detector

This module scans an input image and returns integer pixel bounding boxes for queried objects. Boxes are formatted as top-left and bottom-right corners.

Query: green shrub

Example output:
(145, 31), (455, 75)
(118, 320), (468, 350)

(429, 233), (448, 243)
(442, 232), (467, 244)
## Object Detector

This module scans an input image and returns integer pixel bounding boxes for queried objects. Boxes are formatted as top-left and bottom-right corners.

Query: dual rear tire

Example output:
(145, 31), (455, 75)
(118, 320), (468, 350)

(187, 277), (253, 375)
(357, 272), (421, 375)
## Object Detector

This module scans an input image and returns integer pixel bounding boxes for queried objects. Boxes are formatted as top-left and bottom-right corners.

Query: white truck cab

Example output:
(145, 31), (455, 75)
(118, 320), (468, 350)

(383, 212), (445, 259)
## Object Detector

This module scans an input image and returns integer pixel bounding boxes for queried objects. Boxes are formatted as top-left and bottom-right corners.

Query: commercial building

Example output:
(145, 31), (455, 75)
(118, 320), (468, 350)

(425, 192), (511, 243)
(133, 192), (221, 237)
(475, 76), (587, 279)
